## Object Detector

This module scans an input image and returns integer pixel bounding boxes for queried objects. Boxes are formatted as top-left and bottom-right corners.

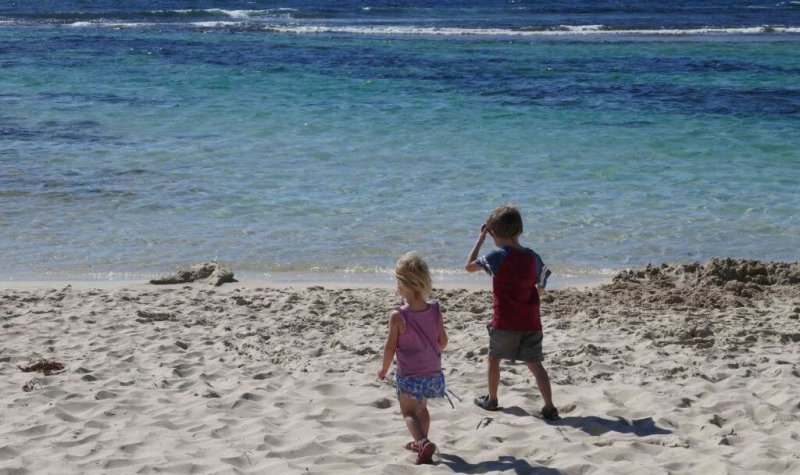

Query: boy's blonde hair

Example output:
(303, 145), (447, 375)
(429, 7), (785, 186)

(395, 252), (433, 300)
(486, 204), (523, 238)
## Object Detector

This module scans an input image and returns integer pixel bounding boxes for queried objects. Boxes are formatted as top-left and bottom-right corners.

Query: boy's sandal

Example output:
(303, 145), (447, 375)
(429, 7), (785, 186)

(473, 395), (498, 411)
(415, 439), (436, 465)
(404, 441), (420, 452)
(541, 405), (560, 421)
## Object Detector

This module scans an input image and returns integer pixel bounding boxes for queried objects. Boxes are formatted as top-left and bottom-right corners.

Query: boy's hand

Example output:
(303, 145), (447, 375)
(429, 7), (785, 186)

(466, 223), (490, 272)
(378, 368), (388, 380)
(479, 223), (490, 240)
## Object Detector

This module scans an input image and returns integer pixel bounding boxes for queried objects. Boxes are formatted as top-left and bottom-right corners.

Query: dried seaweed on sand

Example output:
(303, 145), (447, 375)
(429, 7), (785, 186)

(17, 359), (65, 376)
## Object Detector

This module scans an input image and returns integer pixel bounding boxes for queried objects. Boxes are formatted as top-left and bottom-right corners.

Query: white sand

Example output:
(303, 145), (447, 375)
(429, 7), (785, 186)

(1, 261), (798, 474)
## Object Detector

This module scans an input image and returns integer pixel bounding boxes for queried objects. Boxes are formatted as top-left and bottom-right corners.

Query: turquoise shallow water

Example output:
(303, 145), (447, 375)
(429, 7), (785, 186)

(1, 2), (799, 282)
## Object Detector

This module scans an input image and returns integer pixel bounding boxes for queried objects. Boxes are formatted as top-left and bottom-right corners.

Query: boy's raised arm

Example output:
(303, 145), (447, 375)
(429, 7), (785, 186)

(465, 224), (489, 273)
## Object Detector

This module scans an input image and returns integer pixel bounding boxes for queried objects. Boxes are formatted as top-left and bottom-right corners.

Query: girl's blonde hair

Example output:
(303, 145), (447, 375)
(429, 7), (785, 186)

(395, 251), (433, 300)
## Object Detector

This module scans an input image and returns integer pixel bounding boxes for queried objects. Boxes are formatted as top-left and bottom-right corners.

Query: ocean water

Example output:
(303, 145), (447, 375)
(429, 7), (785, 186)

(1, 1), (799, 285)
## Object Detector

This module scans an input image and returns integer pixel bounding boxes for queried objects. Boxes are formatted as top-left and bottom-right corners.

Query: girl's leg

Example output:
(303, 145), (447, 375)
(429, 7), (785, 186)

(398, 394), (426, 441)
(419, 399), (430, 438)
(399, 395), (437, 465)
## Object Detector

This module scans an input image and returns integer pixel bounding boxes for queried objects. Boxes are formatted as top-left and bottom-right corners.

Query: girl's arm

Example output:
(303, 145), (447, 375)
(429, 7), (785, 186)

(437, 313), (448, 351)
(378, 311), (402, 379)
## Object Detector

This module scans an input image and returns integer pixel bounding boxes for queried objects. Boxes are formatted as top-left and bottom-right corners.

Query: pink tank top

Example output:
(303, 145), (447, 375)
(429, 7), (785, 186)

(396, 301), (442, 377)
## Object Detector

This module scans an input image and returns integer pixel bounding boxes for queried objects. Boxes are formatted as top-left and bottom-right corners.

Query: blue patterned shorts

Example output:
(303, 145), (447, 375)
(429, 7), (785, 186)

(396, 371), (446, 400)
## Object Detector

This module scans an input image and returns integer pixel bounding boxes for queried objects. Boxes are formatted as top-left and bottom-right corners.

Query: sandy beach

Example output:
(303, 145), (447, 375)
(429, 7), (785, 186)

(1, 259), (798, 474)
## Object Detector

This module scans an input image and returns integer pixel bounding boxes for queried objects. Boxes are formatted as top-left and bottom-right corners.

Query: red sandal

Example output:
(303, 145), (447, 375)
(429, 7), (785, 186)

(404, 441), (420, 452)
(415, 439), (436, 465)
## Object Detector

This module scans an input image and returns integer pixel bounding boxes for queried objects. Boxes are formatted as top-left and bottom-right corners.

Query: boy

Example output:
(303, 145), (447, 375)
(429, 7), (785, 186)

(465, 204), (559, 421)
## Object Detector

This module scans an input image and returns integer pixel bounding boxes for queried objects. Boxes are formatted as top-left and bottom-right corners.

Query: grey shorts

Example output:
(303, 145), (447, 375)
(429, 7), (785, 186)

(487, 325), (544, 362)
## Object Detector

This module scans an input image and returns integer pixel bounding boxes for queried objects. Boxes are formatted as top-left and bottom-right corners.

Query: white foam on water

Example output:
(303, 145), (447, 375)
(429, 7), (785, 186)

(208, 9), (253, 19)
(190, 21), (242, 28)
(262, 24), (800, 36)
(160, 8), (287, 18)
(205, 9), (276, 19)
(559, 24), (605, 33)
(67, 21), (153, 28)
(12, 20), (797, 36)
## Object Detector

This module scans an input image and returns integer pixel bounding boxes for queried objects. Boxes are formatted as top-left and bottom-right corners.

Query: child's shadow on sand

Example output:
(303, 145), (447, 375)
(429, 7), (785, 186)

(498, 406), (672, 437)
(552, 416), (672, 437)
(440, 409), (672, 473)
(498, 406), (531, 417)
(438, 454), (562, 474)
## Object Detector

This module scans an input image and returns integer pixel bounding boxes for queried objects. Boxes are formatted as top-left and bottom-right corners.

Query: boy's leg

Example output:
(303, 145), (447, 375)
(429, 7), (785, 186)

(488, 355), (501, 401)
(526, 361), (553, 408)
(398, 394), (427, 441)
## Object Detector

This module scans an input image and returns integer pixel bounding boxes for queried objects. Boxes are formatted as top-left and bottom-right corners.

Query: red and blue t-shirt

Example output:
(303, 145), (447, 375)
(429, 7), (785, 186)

(476, 247), (551, 332)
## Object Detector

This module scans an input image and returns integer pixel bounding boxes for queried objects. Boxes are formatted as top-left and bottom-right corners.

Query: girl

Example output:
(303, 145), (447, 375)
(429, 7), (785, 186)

(378, 252), (448, 465)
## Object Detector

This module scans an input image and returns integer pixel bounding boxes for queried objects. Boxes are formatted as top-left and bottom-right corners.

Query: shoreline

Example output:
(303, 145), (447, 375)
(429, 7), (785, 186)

(0, 271), (612, 291)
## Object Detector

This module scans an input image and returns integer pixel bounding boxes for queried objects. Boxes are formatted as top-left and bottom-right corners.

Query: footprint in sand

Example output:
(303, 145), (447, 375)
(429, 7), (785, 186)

(370, 398), (393, 409)
(94, 390), (116, 400)
(0, 446), (19, 462)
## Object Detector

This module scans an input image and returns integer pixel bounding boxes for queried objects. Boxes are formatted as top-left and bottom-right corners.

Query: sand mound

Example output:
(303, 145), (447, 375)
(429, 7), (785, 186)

(550, 258), (799, 311)
(615, 258), (799, 288)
